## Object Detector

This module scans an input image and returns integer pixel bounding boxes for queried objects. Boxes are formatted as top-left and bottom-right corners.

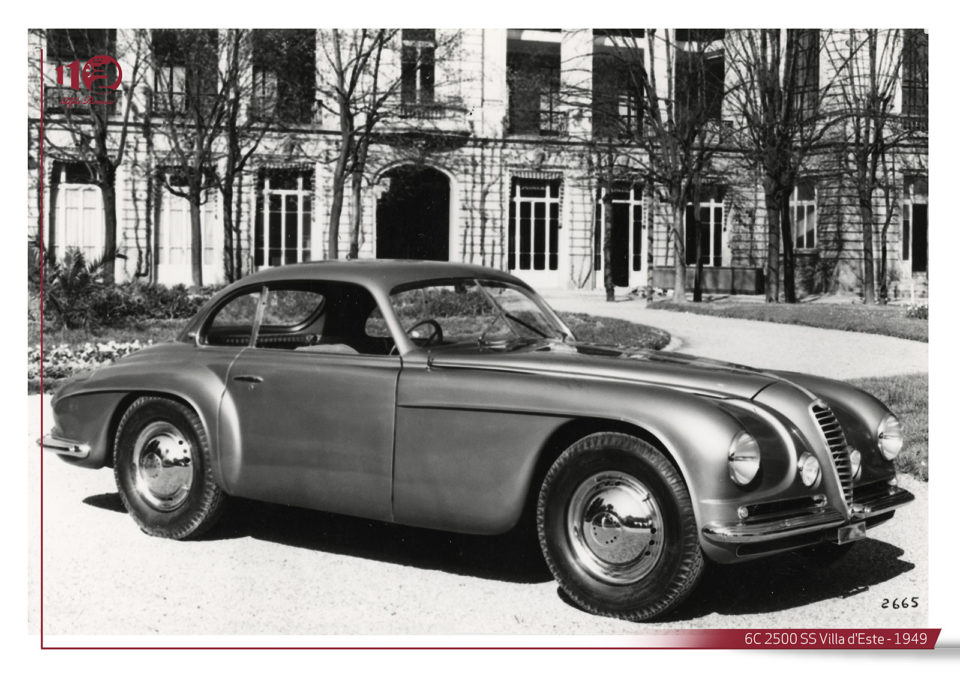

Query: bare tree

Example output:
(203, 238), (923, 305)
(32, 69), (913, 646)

(317, 29), (398, 260)
(726, 29), (843, 302)
(147, 29), (228, 287)
(37, 28), (150, 283)
(828, 29), (912, 304)
(562, 30), (729, 303)
(213, 29), (316, 281)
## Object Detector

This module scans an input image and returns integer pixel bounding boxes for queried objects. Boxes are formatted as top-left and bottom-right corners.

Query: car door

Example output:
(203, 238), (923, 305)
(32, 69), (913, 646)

(222, 281), (400, 522)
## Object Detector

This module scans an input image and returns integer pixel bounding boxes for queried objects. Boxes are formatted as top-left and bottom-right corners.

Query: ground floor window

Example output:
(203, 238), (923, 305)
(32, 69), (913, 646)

(902, 175), (928, 273)
(255, 169), (313, 267)
(157, 171), (220, 285)
(790, 180), (817, 250)
(594, 183), (642, 286)
(508, 178), (561, 271)
(684, 194), (724, 267)
(51, 161), (104, 259)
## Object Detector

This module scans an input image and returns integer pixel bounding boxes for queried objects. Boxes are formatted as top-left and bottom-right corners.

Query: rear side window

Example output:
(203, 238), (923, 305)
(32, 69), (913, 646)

(261, 289), (325, 327)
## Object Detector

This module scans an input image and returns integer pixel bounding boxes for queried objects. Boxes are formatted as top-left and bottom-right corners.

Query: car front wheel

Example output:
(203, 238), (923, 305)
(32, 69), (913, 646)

(114, 396), (225, 539)
(537, 432), (704, 621)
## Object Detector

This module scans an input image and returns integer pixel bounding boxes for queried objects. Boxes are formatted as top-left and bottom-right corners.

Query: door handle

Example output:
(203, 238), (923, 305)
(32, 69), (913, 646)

(233, 375), (264, 384)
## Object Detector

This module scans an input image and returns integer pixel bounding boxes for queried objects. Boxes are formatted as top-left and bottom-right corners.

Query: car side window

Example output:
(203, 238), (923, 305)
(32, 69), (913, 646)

(261, 289), (325, 328)
(205, 290), (261, 347)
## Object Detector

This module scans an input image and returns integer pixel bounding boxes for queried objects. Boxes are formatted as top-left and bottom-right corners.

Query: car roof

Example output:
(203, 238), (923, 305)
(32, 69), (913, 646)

(231, 260), (531, 293)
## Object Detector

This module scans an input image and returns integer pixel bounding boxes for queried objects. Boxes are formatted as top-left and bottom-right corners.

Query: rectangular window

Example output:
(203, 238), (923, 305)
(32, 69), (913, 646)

(151, 29), (218, 115)
(902, 29), (928, 130)
(675, 48), (724, 123)
(790, 181), (818, 250)
(903, 175), (928, 272)
(401, 29), (436, 108)
(255, 170), (314, 268)
(592, 45), (644, 138)
(507, 37), (565, 135)
(790, 29), (820, 117)
(45, 29), (118, 112)
(684, 195), (723, 267)
(594, 184), (643, 285)
(51, 161), (104, 260)
(251, 29), (316, 123)
(509, 178), (561, 271)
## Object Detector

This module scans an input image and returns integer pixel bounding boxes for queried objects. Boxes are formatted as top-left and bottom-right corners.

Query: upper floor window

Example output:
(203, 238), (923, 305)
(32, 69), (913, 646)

(45, 29), (118, 113)
(902, 29), (928, 130)
(151, 29), (218, 115)
(251, 29), (316, 123)
(401, 29), (436, 108)
(674, 34), (725, 124)
(790, 180), (817, 250)
(789, 29), (820, 118)
(592, 32), (644, 138)
(507, 32), (564, 136)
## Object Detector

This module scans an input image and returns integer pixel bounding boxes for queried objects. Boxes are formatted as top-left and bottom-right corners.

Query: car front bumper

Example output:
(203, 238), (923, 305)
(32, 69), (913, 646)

(701, 483), (914, 553)
(39, 434), (91, 459)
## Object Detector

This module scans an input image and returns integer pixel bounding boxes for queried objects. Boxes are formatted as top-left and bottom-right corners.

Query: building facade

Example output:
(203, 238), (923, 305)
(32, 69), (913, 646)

(27, 28), (929, 298)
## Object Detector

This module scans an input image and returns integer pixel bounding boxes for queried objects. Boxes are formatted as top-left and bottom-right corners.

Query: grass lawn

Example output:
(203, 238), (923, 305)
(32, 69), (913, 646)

(846, 373), (928, 481)
(649, 300), (928, 342)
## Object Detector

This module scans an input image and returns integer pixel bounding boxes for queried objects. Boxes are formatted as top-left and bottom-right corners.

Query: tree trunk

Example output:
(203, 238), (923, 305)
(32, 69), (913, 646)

(670, 203), (687, 303)
(859, 196), (876, 304)
(189, 195), (204, 288)
(328, 159), (348, 260)
(222, 174), (235, 282)
(692, 182), (703, 303)
(780, 200), (797, 303)
(100, 171), (118, 285)
(764, 190), (781, 303)
(348, 169), (363, 259)
(879, 225), (888, 304)
(602, 183), (615, 302)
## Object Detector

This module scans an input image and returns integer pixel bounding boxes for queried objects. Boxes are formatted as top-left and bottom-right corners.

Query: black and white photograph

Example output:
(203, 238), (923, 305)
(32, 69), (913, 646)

(16, 2), (951, 655)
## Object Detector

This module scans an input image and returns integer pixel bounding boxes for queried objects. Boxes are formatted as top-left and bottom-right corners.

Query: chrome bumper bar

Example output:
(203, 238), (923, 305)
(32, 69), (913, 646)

(39, 435), (90, 459)
(702, 485), (914, 544)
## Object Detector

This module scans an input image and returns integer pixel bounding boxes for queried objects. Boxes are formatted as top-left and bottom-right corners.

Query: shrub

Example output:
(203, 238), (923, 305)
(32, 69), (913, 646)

(905, 303), (928, 320)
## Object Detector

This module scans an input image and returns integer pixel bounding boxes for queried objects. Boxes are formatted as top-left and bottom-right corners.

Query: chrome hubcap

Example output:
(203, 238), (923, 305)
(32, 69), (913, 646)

(566, 471), (664, 584)
(132, 421), (194, 512)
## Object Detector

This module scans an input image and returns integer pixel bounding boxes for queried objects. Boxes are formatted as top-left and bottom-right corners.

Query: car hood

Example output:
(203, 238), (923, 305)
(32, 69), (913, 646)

(427, 341), (783, 400)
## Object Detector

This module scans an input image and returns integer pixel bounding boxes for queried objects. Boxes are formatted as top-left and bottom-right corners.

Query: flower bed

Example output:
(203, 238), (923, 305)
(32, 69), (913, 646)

(28, 340), (150, 394)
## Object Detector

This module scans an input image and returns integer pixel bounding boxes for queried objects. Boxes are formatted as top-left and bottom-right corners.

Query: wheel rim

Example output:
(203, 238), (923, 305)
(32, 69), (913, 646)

(131, 421), (195, 512)
(566, 470), (665, 585)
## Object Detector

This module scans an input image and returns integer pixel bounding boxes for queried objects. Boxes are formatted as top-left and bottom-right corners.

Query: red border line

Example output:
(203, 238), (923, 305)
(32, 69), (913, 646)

(39, 45), (45, 650)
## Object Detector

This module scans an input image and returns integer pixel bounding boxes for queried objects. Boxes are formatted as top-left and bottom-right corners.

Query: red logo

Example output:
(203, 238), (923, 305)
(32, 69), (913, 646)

(55, 54), (122, 106)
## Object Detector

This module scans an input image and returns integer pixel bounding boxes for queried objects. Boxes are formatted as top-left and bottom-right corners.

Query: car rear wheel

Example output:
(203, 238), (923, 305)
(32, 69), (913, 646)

(114, 396), (225, 539)
(537, 432), (704, 621)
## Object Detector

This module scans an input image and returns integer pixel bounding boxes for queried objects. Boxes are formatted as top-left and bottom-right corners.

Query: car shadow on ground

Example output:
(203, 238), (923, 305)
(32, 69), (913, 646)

(84, 492), (915, 610)
(660, 539), (915, 621)
(84, 492), (552, 584)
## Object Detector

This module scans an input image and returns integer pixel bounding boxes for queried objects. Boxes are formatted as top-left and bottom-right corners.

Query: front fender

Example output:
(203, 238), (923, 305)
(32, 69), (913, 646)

(49, 345), (238, 489)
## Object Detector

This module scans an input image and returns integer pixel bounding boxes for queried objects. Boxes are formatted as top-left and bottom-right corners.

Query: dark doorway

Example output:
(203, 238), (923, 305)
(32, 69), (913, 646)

(376, 166), (450, 260)
(912, 204), (927, 273)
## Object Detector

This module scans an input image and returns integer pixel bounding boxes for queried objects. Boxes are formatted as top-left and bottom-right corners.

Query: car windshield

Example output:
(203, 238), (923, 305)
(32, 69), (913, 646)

(388, 279), (574, 349)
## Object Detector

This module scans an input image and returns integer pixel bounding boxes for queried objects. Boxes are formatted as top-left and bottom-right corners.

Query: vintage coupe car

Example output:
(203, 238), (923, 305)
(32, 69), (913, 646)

(42, 260), (914, 620)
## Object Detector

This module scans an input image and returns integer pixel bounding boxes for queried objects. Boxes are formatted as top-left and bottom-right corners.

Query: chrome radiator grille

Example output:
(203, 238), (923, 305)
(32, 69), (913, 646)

(812, 403), (854, 511)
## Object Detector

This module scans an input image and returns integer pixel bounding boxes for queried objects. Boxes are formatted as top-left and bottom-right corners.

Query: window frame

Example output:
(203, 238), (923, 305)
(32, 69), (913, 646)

(789, 181), (818, 251)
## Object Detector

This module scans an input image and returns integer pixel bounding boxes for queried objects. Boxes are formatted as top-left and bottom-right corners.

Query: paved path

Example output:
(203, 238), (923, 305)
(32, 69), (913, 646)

(543, 291), (928, 380)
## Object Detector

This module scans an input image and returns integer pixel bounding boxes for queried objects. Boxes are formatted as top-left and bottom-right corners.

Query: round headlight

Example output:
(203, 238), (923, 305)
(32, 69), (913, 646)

(878, 414), (903, 460)
(728, 431), (761, 485)
(849, 448), (863, 481)
(797, 451), (821, 487)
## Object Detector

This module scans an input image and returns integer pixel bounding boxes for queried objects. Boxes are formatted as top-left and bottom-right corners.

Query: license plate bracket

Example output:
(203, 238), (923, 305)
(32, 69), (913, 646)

(837, 521), (867, 545)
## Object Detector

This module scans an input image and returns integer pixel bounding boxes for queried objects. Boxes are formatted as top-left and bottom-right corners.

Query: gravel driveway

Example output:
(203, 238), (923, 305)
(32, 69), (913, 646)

(28, 306), (929, 638)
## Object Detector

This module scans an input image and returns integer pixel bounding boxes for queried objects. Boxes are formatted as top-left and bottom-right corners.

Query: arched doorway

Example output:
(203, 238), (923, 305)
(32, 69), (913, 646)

(376, 165), (450, 260)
